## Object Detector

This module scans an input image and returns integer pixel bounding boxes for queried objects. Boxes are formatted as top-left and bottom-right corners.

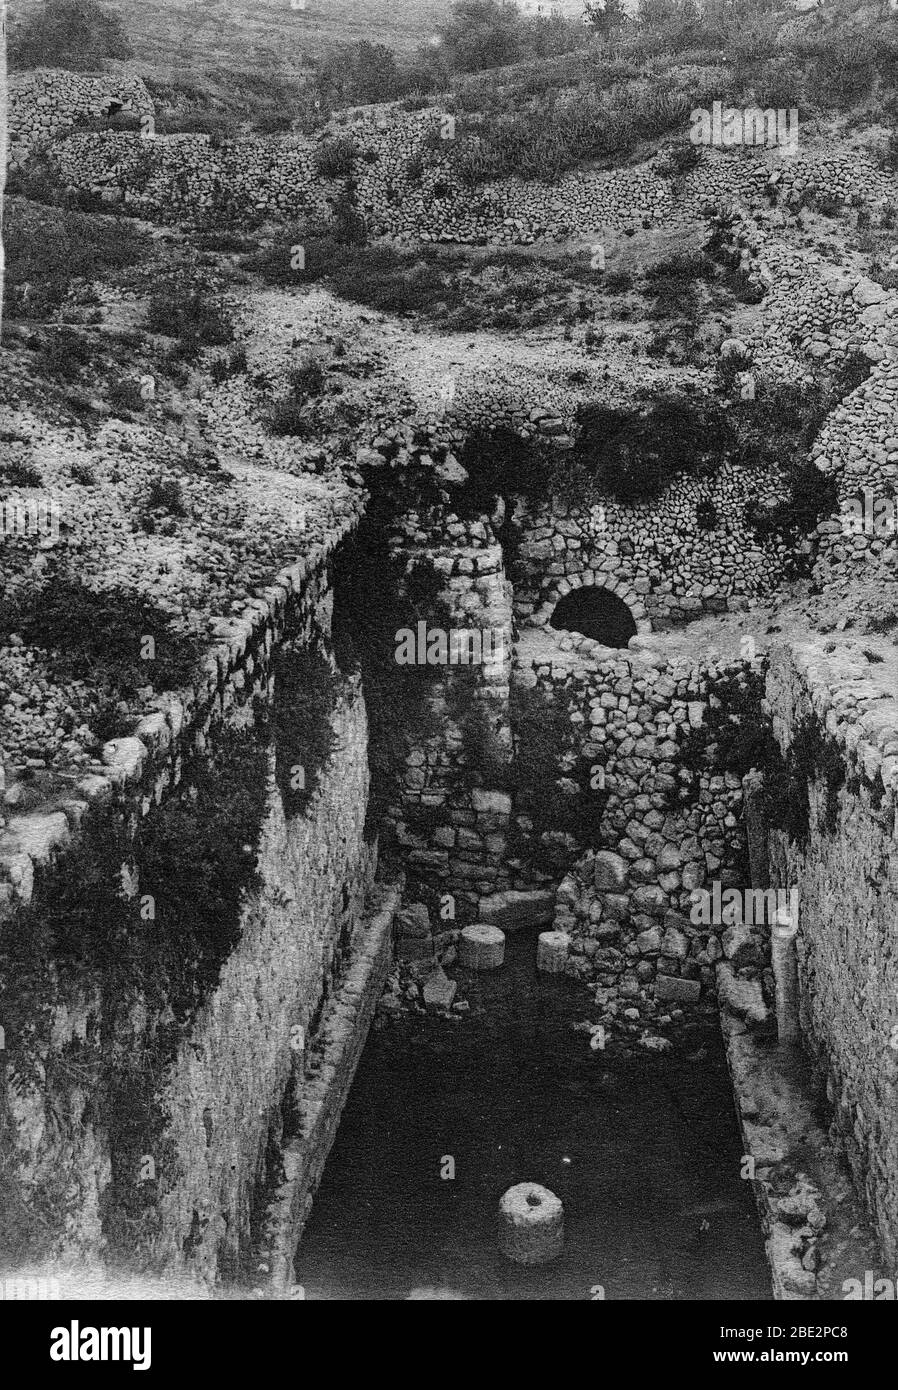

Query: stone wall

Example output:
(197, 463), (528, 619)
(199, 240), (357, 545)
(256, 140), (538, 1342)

(7, 67), (154, 167)
(256, 881), (400, 1294)
(0, 527), (397, 1287)
(152, 669), (375, 1283)
(22, 95), (898, 244)
(517, 630), (749, 1018)
(386, 508), (517, 920)
(762, 638), (898, 1266)
(512, 464), (784, 633)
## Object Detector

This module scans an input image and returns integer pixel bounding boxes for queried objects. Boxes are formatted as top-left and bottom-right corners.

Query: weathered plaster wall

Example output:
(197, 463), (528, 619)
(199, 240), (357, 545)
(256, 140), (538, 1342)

(763, 638), (898, 1266)
(0, 530), (394, 1287)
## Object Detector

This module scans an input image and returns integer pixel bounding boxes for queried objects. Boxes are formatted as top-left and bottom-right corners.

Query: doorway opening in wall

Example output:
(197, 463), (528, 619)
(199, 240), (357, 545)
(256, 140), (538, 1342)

(550, 587), (637, 648)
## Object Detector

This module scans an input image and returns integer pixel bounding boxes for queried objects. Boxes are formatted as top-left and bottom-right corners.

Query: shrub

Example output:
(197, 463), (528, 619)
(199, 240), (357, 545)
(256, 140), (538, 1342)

(1, 460), (43, 488)
(0, 576), (201, 720)
(574, 393), (732, 502)
(288, 354), (326, 399)
(144, 476), (187, 517)
(265, 396), (316, 438)
(879, 132), (898, 173)
(108, 377), (145, 415)
(456, 425), (548, 515)
(43, 327), (93, 380)
(209, 344), (248, 384)
(156, 110), (240, 142)
(193, 229), (258, 253)
(696, 498), (718, 530)
(751, 56), (803, 112)
(643, 250), (712, 319)
(9, 0), (132, 70)
(146, 283), (234, 356)
(4, 201), (147, 319)
(812, 36), (877, 110)
(274, 642), (337, 817)
(656, 140), (702, 176)
(315, 136), (358, 178)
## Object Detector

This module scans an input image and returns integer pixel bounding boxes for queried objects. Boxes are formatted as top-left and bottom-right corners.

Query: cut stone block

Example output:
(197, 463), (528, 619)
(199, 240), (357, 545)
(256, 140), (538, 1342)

(422, 967), (457, 1012)
(655, 973), (701, 1005)
(477, 889), (554, 933)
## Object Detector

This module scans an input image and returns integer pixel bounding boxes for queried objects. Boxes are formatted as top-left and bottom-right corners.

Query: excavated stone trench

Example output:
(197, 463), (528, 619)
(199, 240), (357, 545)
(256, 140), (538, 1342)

(293, 929), (771, 1301)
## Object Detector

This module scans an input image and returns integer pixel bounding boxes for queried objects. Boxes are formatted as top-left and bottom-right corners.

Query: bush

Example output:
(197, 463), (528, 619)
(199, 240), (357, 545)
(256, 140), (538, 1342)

(9, 0), (132, 70)
(43, 327), (93, 380)
(274, 643), (337, 817)
(315, 136), (358, 178)
(108, 377), (145, 415)
(144, 476), (187, 517)
(0, 576), (201, 722)
(456, 425), (548, 515)
(812, 36), (878, 110)
(4, 201), (148, 320)
(146, 282), (234, 356)
(657, 140), (702, 176)
(643, 250), (713, 319)
(574, 393), (732, 502)
(265, 397), (318, 438)
(156, 110), (240, 143)
(288, 354), (326, 399)
(0, 460), (43, 488)
(209, 345), (248, 384)
(696, 498), (718, 530)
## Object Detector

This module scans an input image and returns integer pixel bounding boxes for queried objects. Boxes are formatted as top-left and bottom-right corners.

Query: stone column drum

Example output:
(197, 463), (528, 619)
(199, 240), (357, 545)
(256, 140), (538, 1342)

(459, 923), (505, 969)
(498, 1183), (564, 1265)
(536, 930), (570, 974)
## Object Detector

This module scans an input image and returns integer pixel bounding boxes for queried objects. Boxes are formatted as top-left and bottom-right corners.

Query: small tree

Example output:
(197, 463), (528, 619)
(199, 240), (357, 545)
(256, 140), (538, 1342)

(583, 0), (628, 39)
(9, 0), (133, 71)
(438, 0), (525, 74)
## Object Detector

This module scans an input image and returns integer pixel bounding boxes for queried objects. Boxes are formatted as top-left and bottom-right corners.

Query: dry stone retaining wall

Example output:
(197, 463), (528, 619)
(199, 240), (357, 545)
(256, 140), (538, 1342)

(513, 465), (785, 632)
(7, 67), (154, 167)
(21, 86), (898, 245)
(516, 633), (750, 1015)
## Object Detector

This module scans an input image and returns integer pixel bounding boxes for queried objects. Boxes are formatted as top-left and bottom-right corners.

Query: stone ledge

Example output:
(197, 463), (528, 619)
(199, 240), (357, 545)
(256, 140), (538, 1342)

(257, 881), (402, 1296)
(0, 513), (361, 924)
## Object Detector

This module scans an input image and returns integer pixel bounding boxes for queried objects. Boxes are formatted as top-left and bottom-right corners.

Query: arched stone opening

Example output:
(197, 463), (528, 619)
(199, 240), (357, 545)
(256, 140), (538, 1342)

(549, 586), (638, 648)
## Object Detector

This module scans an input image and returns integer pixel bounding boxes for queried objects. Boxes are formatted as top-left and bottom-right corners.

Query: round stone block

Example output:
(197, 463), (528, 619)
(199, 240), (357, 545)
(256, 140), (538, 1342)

(498, 1183), (564, 1266)
(459, 923), (505, 970)
(536, 930), (570, 974)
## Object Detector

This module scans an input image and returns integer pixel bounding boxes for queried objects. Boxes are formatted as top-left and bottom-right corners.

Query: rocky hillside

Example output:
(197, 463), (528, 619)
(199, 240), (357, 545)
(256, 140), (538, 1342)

(7, 0), (453, 71)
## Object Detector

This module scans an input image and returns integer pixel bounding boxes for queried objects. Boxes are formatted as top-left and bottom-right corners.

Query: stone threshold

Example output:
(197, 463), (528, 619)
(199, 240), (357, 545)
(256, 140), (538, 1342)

(256, 880), (402, 1296)
(721, 1010), (885, 1301)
